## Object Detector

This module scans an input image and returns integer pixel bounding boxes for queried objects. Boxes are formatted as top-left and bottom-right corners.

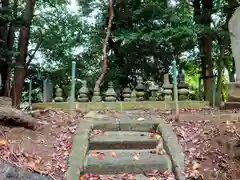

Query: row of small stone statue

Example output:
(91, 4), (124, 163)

(53, 73), (190, 102)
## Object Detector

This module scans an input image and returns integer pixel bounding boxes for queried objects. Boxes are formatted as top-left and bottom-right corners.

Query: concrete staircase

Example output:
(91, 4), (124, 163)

(66, 111), (185, 180)
(83, 130), (174, 179)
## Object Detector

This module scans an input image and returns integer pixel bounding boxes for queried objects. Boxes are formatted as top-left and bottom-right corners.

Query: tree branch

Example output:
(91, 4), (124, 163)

(94, 0), (114, 89)
(26, 40), (42, 66)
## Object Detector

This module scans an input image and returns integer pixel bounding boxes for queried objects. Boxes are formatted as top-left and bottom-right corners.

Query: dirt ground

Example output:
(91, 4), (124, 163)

(0, 109), (85, 180)
(0, 108), (240, 180)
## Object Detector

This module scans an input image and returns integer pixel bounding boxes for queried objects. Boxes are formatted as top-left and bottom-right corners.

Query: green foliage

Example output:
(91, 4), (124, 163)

(1, 0), (234, 103)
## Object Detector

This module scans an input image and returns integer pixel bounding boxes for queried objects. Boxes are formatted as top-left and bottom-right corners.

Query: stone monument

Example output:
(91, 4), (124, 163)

(162, 74), (173, 101)
(54, 85), (64, 102)
(77, 80), (89, 102)
(91, 87), (102, 102)
(43, 78), (53, 102)
(105, 81), (117, 102)
(177, 69), (189, 100)
(122, 85), (132, 101)
(225, 7), (240, 108)
(135, 76), (145, 101)
(148, 78), (158, 101)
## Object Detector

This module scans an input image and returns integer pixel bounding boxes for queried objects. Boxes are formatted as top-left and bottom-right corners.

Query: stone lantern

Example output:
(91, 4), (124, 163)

(105, 81), (117, 102)
(77, 80), (89, 102)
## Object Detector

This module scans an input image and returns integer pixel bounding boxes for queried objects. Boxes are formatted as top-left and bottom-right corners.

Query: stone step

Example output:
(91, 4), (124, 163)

(84, 149), (172, 174)
(89, 131), (160, 150)
(81, 174), (162, 180)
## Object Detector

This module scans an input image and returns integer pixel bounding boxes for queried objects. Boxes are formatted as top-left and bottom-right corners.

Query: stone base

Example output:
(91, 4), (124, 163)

(222, 102), (240, 109)
(224, 82), (240, 109)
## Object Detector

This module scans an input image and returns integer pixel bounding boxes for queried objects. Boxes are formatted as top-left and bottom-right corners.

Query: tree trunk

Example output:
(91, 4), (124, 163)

(0, 0), (9, 96)
(94, 0), (114, 89)
(12, 0), (36, 107)
(4, 23), (15, 97)
(201, 0), (213, 102)
(194, 0), (213, 102)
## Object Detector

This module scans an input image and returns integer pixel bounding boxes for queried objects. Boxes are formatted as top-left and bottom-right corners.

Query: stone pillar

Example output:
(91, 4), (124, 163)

(54, 85), (64, 102)
(43, 78), (53, 102)
(135, 76), (145, 101)
(177, 70), (189, 100)
(105, 81), (117, 102)
(225, 7), (240, 108)
(162, 74), (173, 101)
(77, 80), (89, 102)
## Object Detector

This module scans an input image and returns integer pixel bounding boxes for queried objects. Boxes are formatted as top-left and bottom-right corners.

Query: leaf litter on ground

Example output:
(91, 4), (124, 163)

(0, 109), (85, 180)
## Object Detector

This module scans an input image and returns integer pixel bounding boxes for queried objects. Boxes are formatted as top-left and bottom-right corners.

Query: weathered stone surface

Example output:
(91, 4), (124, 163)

(84, 149), (172, 174)
(119, 119), (162, 132)
(93, 121), (120, 131)
(89, 131), (160, 150)
(32, 101), (209, 111)
(98, 174), (151, 179)
(225, 6), (240, 106)
(0, 158), (51, 180)
(229, 6), (240, 82)
(158, 124), (184, 169)
(84, 111), (107, 119)
(65, 128), (89, 180)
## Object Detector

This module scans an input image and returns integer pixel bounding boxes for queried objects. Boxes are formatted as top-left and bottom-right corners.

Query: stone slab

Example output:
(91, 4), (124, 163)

(119, 120), (161, 132)
(158, 124), (185, 180)
(65, 122), (91, 180)
(93, 121), (120, 131)
(80, 174), (152, 180)
(89, 131), (160, 150)
(84, 149), (172, 174)
(32, 101), (209, 111)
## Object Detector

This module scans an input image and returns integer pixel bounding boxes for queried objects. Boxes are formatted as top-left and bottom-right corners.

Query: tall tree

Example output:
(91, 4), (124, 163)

(94, 0), (114, 89)
(12, 0), (36, 107)
(0, 0), (10, 96)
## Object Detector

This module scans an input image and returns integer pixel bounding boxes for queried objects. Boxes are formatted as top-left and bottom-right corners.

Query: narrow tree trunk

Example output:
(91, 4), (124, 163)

(201, 0), (213, 102)
(0, 0), (9, 96)
(12, 0), (36, 107)
(4, 23), (15, 97)
(94, 0), (114, 89)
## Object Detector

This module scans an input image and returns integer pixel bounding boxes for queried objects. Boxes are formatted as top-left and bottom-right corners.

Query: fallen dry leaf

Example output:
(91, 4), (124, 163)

(149, 133), (161, 140)
(132, 152), (139, 160)
(111, 152), (117, 157)
(137, 117), (145, 121)
(192, 162), (201, 170)
(0, 139), (8, 145)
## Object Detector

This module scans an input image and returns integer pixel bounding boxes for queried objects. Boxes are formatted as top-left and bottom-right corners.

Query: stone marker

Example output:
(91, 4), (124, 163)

(225, 7), (240, 108)
(162, 74), (173, 101)
(43, 78), (53, 102)
(105, 81), (117, 102)
(77, 80), (89, 102)
(54, 85), (64, 102)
